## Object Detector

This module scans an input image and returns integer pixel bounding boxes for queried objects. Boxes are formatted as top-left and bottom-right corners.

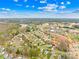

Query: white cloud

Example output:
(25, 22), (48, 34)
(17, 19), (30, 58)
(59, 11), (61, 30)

(6, 8), (11, 11)
(14, 0), (18, 2)
(26, 5), (29, 8)
(38, 4), (58, 12)
(24, 0), (27, 2)
(44, 9), (57, 12)
(32, 5), (35, 8)
(61, 2), (64, 4)
(1, 8), (11, 11)
(1, 11), (8, 14)
(1, 8), (5, 10)
(0, 11), (79, 18)
(67, 1), (71, 4)
(47, 4), (58, 8)
(16, 4), (23, 6)
(59, 6), (66, 9)
(40, 0), (47, 3)
(38, 7), (43, 9)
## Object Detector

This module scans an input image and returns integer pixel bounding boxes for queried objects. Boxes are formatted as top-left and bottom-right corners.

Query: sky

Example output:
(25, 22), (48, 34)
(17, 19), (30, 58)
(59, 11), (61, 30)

(0, 0), (79, 18)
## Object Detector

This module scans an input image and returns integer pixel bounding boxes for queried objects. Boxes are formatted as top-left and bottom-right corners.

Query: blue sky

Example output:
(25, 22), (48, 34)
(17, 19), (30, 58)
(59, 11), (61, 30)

(0, 0), (79, 18)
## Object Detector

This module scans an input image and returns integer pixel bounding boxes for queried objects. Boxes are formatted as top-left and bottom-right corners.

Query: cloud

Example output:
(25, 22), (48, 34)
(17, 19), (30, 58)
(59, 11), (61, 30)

(0, 11), (79, 18)
(38, 7), (44, 9)
(47, 4), (58, 8)
(6, 9), (11, 11)
(44, 9), (57, 12)
(1, 11), (8, 14)
(14, 0), (18, 2)
(24, 0), (27, 2)
(26, 5), (29, 8)
(40, 0), (47, 3)
(1, 8), (11, 11)
(32, 5), (35, 8)
(59, 6), (66, 9)
(16, 4), (23, 6)
(38, 4), (58, 12)
(72, 9), (79, 13)
(0, 8), (17, 16)
(1, 8), (6, 10)
(67, 1), (71, 4)
(61, 2), (64, 4)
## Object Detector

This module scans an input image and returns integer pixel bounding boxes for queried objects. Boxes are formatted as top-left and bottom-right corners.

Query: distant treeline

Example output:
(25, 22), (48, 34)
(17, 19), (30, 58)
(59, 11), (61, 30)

(0, 18), (79, 24)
